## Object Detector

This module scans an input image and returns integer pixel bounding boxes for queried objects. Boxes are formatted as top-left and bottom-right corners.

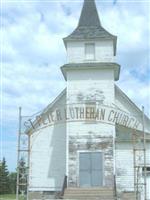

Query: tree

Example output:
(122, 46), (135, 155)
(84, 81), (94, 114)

(8, 172), (17, 194)
(0, 157), (10, 194)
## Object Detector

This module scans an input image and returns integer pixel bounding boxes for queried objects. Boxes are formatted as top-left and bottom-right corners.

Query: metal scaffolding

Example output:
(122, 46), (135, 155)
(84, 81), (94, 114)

(132, 106), (147, 200)
(16, 107), (30, 200)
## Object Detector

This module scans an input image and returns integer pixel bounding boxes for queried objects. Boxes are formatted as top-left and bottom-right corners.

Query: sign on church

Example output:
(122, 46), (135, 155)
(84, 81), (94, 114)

(24, 104), (141, 132)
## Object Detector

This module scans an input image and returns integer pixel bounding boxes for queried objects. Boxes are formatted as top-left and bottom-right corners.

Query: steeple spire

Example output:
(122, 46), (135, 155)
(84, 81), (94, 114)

(63, 0), (117, 56)
(78, 0), (101, 27)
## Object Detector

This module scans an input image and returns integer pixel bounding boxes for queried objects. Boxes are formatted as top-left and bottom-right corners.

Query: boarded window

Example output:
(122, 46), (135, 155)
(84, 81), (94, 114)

(85, 43), (95, 60)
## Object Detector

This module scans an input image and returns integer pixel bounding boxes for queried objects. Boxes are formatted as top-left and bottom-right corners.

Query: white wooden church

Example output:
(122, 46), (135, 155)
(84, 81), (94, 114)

(28, 0), (150, 199)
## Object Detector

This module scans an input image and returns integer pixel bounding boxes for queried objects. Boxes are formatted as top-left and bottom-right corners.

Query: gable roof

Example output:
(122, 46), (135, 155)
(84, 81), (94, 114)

(63, 0), (117, 55)
(115, 84), (150, 133)
(61, 62), (120, 81)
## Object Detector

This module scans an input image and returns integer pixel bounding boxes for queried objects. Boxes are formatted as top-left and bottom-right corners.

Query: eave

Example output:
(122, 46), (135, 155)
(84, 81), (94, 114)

(61, 62), (120, 81)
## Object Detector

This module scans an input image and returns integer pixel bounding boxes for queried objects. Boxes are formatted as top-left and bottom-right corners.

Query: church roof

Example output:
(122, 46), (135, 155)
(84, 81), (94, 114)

(63, 0), (117, 55)
(61, 62), (120, 81)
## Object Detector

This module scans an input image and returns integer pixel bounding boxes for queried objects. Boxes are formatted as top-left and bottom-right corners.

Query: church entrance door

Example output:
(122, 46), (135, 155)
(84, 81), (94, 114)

(79, 152), (103, 187)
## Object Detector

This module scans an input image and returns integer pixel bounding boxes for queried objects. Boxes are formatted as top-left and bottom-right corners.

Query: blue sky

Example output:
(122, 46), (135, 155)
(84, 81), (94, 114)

(1, 0), (150, 172)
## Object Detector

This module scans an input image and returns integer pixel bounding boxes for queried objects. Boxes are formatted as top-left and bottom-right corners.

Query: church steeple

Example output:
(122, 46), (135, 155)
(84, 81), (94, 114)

(78, 0), (101, 27)
(63, 0), (117, 56)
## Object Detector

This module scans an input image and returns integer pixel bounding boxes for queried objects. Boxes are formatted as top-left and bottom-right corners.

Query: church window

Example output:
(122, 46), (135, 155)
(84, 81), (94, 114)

(85, 43), (95, 60)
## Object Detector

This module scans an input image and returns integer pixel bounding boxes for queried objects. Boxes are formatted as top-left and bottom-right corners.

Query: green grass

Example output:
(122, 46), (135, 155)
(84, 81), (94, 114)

(0, 194), (16, 200)
(0, 194), (24, 200)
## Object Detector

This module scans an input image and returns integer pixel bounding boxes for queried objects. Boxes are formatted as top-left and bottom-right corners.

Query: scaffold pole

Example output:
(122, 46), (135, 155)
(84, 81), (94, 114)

(142, 106), (147, 200)
(16, 107), (22, 200)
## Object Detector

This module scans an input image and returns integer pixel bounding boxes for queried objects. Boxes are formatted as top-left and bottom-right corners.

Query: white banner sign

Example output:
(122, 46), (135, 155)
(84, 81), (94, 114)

(24, 104), (141, 132)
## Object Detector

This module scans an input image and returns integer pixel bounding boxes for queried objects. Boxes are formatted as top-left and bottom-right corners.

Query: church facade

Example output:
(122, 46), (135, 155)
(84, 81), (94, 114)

(28, 0), (150, 199)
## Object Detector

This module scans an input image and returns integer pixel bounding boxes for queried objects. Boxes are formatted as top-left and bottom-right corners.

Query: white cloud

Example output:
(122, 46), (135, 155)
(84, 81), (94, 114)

(100, 2), (149, 51)
(117, 69), (150, 117)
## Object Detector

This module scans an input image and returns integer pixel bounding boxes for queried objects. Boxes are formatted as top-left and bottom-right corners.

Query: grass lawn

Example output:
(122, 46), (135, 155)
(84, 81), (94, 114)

(0, 194), (24, 200)
(0, 194), (16, 200)
(0, 194), (25, 200)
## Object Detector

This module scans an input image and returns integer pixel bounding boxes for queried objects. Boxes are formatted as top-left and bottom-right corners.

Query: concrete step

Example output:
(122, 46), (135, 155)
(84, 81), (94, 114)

(63, 198), (114, 200)
(64, 193), (114, 197)
(65, 187), (113, 191)
(63, 187), (114, 200)
(65, 191), (114, 195)
(64, 194), (114, 197)
(65, 188), (113, 193)
(63, 195), (114, 198)
(121, 191), (136, 200)
(63, 197), (114, 200)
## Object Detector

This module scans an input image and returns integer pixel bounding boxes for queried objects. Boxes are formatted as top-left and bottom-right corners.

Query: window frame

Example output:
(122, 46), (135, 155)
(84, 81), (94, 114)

(85, 43), (95, 61)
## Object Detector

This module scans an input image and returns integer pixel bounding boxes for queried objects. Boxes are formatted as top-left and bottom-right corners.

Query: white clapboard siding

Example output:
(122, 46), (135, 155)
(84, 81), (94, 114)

(67, 69), (115, 136)
(116, 143), (134, 191)
(29, 92), (66, 191)
(67, 69), (115, 105)
(67, 40), (115, 63)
